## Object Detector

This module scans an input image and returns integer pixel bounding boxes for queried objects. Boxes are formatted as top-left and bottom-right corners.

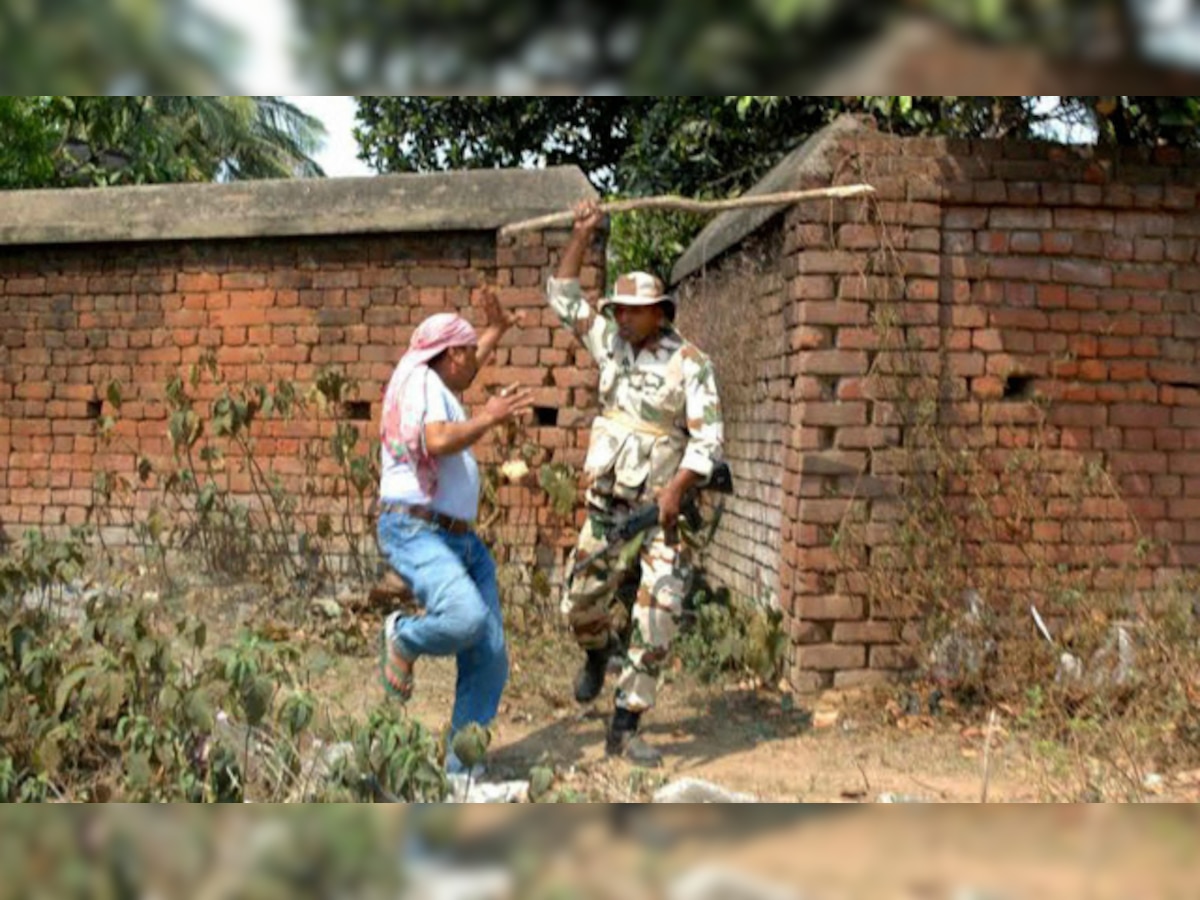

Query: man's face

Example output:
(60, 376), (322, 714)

(439, 344), (478, 391)
(612, 303), (665, 347)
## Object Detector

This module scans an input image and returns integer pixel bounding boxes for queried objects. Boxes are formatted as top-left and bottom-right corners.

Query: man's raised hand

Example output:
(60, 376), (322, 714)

(478, 286), (525, 331)
(572, 199), (604, 235)
(483, 384), (535, 426)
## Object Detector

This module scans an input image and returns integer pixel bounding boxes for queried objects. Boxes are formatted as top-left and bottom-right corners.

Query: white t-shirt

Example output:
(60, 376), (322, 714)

(379, 369), (480, 522)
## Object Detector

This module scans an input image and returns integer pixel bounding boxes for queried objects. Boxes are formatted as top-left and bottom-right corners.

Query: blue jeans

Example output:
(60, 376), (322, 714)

(377, 511), (508, 737)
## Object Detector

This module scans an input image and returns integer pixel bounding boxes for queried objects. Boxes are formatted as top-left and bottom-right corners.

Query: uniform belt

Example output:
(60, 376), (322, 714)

(379, 502), (473, 535)
(601, 408), (675, 440)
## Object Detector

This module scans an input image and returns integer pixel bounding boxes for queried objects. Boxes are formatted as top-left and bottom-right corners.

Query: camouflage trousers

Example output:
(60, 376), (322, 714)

(561, 508), (691, 713)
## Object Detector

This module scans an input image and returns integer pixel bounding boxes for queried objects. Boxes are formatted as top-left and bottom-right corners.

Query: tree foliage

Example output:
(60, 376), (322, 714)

(356, 98), (650, 195)
(0, 0), (234, 93)
(294, 0), (1167, 93)
(295, 0), (886, 93)
(0, 97), (326, 190)
(353, 95), (1200, 275)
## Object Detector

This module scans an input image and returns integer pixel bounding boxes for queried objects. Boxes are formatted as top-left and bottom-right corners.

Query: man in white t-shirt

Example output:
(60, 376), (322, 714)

(377, 292), (532, 774)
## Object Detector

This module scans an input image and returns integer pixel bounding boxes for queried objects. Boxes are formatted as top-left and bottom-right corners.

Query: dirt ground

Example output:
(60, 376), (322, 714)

(311, 622), (1200, 805)
(185, 573), (1200, 805)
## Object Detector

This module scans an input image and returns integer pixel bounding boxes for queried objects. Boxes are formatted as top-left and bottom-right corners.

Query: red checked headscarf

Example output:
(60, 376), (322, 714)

(380, 313), (478, 496)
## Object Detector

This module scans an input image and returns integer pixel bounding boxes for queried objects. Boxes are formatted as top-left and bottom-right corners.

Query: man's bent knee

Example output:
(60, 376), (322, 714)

(431, 576), (489, 647)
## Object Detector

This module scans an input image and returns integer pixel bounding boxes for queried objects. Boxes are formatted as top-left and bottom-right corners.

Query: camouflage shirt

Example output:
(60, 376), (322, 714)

(546, 277), (724, 503)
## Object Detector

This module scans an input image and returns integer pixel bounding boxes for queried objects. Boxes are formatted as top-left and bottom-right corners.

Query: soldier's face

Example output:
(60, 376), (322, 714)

(612, 304), (665, 347)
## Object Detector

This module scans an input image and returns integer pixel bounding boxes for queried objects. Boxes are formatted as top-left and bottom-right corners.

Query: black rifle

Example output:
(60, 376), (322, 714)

(571, 462), (734, 578)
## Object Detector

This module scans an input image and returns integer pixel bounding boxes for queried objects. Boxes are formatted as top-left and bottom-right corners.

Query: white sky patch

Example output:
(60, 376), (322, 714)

(288, 96), (375, 177)
(195, 0), (303, 92)
(1031, 96), (1097, 145)
(194, 0), (375, 177)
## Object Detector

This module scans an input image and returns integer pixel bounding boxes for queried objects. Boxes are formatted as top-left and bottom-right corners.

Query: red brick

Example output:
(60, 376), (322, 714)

(796, 644), (866, 671)
(944, 207), (988, 230)
(797, 301), (869, 326)
(991, 308), (1049, 331)
(790, 275), (835, 300)
(971, 376), (1005, 399)
(1042, 231), (1073, 255)
(1052, 260), (1113, 288)
(832, 621), (899, 643)
(177, 272), (221, 292)
(1111, 404), (1170, 428)
(971, 329), (1004, 352)
(797, 251), (860, 274)
(1097, 336), (1131, 357)
(1109, 360), (1148, 381)
(1054, 208), (1115, 231)
(795, 593), (864, 621)
(972, 181), (1006, 204)
(869, 645), (917, 669)
(791, 620), (828, 644)
(989, 257), (1051, 281)
(222, 272), (267, 290)
(1053, 404), (1108, 428)
(905, 279), (939, 301)
(990, 208), (1052, 230)
(1009, 231), (1042, 254)
(797, 349), (867, 376)
(947, 353), (985, 377)
(976, 231), (1009, 253)
(836, 224), (881, 248)
(836, 426), (899, 449)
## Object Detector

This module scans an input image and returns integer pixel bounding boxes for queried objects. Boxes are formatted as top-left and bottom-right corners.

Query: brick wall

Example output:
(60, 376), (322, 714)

(675, 117), (1200, 691)
(675, 230), (788, 607)
(0, 171), (604, 594)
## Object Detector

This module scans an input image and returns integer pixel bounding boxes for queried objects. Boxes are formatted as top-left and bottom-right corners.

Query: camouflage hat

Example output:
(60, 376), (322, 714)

(604, 271), (671, 308)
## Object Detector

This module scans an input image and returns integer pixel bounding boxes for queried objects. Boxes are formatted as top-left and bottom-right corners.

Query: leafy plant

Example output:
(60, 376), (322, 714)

(538, 463), (579, 518)
(676, 577), (788, 686)
(90, 358), (381, 595)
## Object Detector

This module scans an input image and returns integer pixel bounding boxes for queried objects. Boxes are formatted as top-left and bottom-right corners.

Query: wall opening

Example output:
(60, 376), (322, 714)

(1003, 375), (1035, 401)
(341, 401), (372, 421)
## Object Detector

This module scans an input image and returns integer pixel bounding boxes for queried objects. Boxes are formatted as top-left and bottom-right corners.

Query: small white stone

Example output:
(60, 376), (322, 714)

(653, 778), (757, 804)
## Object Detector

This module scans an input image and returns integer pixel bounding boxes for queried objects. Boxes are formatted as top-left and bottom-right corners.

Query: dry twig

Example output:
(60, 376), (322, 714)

(981, 708), (999, 803)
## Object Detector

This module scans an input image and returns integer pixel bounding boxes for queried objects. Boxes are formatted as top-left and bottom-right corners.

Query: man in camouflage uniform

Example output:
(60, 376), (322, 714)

(545, 199), (724, 766)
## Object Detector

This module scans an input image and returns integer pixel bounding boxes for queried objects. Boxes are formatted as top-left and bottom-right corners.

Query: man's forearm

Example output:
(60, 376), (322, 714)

(424, 415), (496, 456)
(664, 467), (703, 501)
(556, 227), (591, 280)
(475, 325), (503, 368)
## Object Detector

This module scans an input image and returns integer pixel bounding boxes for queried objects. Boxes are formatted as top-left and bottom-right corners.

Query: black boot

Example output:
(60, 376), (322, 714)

(574, 638), (614, 704)
(605, 708), (663, 767)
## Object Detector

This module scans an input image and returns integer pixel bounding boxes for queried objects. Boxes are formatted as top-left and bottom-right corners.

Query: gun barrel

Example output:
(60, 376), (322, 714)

(618, 503), (660, 539)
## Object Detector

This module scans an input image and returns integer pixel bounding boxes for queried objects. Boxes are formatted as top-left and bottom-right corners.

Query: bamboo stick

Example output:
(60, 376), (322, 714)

(498, 184), (876, 238)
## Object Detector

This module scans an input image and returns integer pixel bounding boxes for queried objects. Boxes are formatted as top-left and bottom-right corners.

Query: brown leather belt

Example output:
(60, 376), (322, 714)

(379, 502), (473, 535)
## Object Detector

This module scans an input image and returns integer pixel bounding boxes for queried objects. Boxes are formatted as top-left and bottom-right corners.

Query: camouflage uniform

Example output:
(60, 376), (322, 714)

(546, 275), (724, 713)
